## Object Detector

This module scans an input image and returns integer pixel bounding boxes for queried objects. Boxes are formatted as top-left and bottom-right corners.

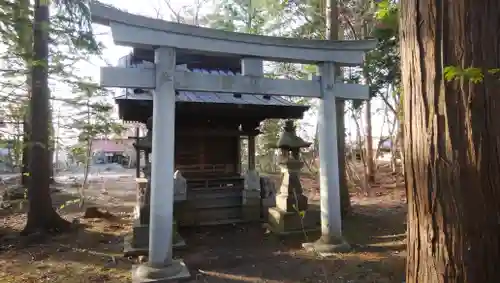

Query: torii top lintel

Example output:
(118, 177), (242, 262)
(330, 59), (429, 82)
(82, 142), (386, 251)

(90, 2), (376, 65)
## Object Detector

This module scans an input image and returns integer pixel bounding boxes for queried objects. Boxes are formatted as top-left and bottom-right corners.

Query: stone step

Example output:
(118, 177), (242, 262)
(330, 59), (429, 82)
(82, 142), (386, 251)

(188, 190), (242, 200)
(188, 197), (242, 209)
(196, 218), (249, 226)
(189, 185), (243, 193)
(187, 178), (244, 190)
(178, 206), (243, 226)
(177, 177), (248, 226)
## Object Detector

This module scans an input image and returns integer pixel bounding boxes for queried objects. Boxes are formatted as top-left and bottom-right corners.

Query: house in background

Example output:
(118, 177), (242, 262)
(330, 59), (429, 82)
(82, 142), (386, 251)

(90, 123), (146, 167)
(91, 138), (130, 165)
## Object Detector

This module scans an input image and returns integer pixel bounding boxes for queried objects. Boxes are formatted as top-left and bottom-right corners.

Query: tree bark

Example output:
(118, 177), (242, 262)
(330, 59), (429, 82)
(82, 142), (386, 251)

(22, 0), (71, 235)
(326, 0), (351, 217)
(364, 99), (375, 184)
(21, 118), (30, 186)
(362, 17), (375, 185)
(401, 0), (500, 282)
(13, 0), (32, 187)
(48, 107), (55, 184)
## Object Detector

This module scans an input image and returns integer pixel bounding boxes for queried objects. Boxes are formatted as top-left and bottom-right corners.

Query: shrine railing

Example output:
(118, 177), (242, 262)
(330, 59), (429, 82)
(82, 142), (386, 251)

(176, 163), (235, 176)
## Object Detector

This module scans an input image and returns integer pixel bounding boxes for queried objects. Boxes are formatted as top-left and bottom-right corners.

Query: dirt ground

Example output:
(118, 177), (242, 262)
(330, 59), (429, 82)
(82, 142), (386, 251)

(0, 165), (406, 283)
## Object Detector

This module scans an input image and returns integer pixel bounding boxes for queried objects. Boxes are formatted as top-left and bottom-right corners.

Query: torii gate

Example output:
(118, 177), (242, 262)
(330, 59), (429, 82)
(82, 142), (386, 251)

(91, 2), (376, 282)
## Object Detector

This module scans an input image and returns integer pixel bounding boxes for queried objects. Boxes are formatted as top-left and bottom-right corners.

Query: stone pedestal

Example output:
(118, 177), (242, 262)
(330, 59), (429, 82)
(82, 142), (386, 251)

(124, 220), (186, 257)
(260, 176), (276, 220)
(267, 160), (320, 234)
(267, 206), (320, 234)
(133, 178), (149, 222)
(132, 260), (190, 282)
(302, 236), (351, 256)
(173, 170), (187, 201)
(124, 175), (187, 257)
(242, 170), (261, 222)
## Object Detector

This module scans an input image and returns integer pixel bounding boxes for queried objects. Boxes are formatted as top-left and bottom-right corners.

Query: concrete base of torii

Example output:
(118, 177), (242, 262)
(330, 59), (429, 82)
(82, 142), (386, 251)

(132, 260), (190, 282)
(302, 235), (351, 257)
(123, 221), (187, 257)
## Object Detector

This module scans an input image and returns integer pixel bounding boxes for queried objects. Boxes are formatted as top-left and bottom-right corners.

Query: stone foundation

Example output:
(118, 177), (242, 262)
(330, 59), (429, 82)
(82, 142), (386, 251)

(266, 157), (320, 235)
(131, 260), (190, 282)
(267, 205), (320, 235)
(124, 220), (186, 257)
(242, 170), (262, 222)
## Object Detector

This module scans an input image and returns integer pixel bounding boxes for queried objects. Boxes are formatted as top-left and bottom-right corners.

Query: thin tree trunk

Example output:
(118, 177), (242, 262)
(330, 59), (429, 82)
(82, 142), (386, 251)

(79, 101), (92, 209)
(48, 105), (54, 183)
(21, 118), (30, 185)
(362, 18), (375, 184)
(352, 110), (369, 194)
(22, 0), (71, 235)
(364, 100), (374, 183)
(401, 0), (500, 282)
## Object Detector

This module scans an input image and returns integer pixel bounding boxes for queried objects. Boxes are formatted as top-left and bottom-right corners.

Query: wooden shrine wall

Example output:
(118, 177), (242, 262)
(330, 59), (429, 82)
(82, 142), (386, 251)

(175, 135), (239, 178)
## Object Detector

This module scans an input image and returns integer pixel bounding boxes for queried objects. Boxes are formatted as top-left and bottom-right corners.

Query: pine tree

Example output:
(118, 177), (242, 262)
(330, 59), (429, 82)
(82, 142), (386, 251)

(0, 0), (103, 234)
(22, 0), (71, 234)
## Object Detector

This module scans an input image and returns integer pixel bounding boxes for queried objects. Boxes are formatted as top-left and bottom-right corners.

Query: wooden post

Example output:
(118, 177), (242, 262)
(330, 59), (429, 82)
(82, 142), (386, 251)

(236, 136), (242, 174)
(248, 135), (256, 171)
(135, 126), (140, 178)
(242, 58), (262, 172)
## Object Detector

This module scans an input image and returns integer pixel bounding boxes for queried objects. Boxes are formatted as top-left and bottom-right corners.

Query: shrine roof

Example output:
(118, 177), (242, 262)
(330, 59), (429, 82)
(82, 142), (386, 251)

(114, 68), (310, 109)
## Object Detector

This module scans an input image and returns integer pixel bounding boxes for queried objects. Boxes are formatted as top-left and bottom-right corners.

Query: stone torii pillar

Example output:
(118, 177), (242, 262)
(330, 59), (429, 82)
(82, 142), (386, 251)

(302, 63), (351, 254)
(132, 47), (190, 281)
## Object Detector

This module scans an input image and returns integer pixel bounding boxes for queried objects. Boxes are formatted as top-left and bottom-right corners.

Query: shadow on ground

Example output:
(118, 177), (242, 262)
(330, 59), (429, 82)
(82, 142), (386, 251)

(177, 202), (407, 283)
(0, 190), (134, 282)
(1, 189), (406, 283)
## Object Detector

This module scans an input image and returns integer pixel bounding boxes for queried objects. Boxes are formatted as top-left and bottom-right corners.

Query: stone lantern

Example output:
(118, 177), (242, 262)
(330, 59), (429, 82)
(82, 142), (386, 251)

(267, 120), (320, 234)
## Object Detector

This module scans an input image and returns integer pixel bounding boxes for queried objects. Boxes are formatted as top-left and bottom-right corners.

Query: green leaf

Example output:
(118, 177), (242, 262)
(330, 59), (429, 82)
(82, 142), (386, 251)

(443, 66), (462, 81)
(298, 211), (306, 218)
(463, 67), (484, 83)
(488, 68), (500, 75)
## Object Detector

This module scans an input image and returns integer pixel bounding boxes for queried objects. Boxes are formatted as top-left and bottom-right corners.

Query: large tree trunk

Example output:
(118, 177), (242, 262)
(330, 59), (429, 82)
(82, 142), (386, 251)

(22, 0), (71, 235)
(401, 0), (500, 282)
